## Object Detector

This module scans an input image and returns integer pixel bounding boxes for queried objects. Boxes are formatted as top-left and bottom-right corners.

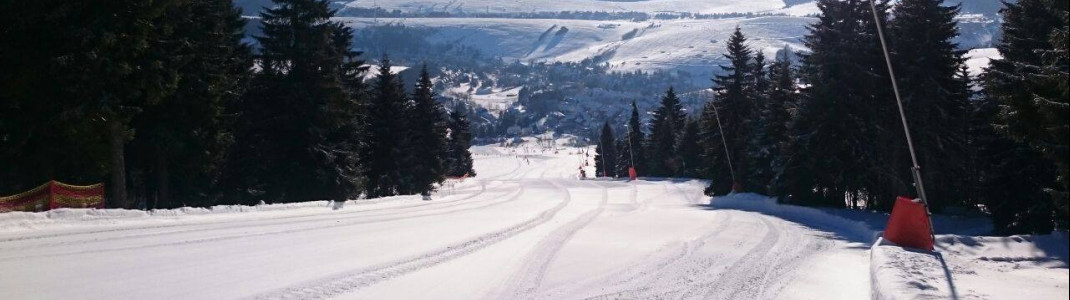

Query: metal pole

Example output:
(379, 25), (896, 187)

(869, 0), (936, 244)
(598, 135), (608, 177)
(626, 125), (635, 167)
(710, 98), (737, 186)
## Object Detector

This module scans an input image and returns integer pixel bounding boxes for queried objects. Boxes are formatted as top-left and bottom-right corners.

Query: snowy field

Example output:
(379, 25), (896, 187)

(1, 140), (1065, 299)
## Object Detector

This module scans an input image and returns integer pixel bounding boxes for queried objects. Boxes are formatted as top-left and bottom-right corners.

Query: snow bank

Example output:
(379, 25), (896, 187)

(0, 195), (428, 232)
(710, 193), (1067, 300)
(870, 238), (959, 300)
(710, 193), (878, 243)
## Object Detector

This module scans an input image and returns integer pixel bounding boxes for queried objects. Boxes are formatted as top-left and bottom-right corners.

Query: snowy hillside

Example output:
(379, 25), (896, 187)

(336, 0), (794, 14)
(233, 0), (1013, 137)
(340, 16), (811, 74)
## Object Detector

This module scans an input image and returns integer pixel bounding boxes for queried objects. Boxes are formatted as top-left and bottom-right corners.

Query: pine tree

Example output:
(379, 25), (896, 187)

(222, 0), (365, 204)
(0, 1), (186, 207)
(782, 0), (900, 209)
(887, 0), (971, 212)
(676, 118), (703, 178)
(595, 122), (619, 178)
(754, 47), (796, 195)
(128, 0), (252, 208)
(984, 0), (1069, 220)
(446, 105), (476, 177)
(971, 92), (1059, 234)
(702, 27), (755, 195)
(619, 101), (645, 177)
(362, 57), (412, 198)
(408, 64), (449, 195)
(645, 87), (687, 177)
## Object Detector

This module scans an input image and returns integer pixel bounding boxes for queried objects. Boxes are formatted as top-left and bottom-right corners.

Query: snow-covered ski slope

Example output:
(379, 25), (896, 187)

(0, 142), (870, 299)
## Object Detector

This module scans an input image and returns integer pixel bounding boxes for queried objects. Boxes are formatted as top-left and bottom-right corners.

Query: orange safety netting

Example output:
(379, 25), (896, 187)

(0, 181), (105, 212)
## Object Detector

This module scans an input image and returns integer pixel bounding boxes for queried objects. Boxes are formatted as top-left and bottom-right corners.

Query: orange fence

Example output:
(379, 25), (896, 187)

(0, 181), (105, 212)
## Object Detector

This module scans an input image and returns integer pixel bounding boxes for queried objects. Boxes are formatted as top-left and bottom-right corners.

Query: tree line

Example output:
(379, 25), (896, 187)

(0, 0), (475, 209)
(595, 0), (1068, 234)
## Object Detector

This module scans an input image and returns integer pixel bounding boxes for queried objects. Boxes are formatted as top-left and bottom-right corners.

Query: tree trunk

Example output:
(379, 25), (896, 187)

(156, 152), (170, 209)
(108, 118), (128, 208)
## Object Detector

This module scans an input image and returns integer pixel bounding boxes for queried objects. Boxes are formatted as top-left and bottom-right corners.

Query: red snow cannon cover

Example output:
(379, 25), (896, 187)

(628, 167), (637, 181)
(883, 196), (934, 251)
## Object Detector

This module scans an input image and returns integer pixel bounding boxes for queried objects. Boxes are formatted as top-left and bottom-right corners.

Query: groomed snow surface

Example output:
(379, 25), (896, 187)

(2, 141), (1066, 299)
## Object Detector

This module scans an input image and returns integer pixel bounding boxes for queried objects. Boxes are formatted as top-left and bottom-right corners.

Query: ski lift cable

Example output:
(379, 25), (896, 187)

(869, 0), (937, 244)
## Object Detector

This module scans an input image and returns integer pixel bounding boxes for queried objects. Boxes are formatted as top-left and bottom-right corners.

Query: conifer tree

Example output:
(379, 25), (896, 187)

(645, 87), (687, 177)
(0, 1), (185, 207)
(676, 118), (703, 178)
(619, 101), (645, 176)
(446, 105), (476, 177)
(129, 0), (252, 208)
(782, 0), (899, 209)
(889, 0), (970, 212)
(408, 64), (448, 195)
(362, 57), (412, 198)
(971, 91), (1059, 234)
(754, 48), (796, 195)
(984, 0), (1069, 225)
(222, 0), (364, 204)
(702, 27), (755, 195)
(595, 122), (619, 178)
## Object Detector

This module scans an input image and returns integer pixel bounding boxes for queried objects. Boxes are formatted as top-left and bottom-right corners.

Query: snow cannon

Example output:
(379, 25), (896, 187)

(628, 167), (637, 181)
(882, 196), (934, 251)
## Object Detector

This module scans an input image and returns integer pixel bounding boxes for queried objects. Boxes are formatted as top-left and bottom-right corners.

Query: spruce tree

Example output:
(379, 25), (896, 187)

(446, 105), (476, 177)
(645, 87), (687, 177)
(888, 0), (971, 212)
(703, 27), (755, 195)
(614, 138), (631, 178)
(676, 118), (703, 178)
(984, 0), (1069, 227)
(754, 47), (796, 195)
(0, 1), (185, 208)
(408, 64), (448, 195)
(222, 0), (364, 204)
(595, 122), (619, 178)
(620, 101), (645, 176)
(363, 57), (411, 198)
(971, 92), (1059, 234)
(782, 0), (900, 209)
(129, 0), (252, 208)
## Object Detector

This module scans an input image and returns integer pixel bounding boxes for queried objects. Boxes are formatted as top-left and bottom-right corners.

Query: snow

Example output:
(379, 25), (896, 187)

(362, 65), (410, 79)
(1, 143), (866, 299)
(341, 16), (813, 73)
(444, 84), (522, 116)
(964, 47), (1001, 78)
(337, 0), (787, 14)
(711, 193), (1068, 300)
(2, 142), (1064, 299)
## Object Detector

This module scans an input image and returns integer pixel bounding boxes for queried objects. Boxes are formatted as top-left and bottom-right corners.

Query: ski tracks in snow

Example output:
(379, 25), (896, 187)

(581, 184), (834, 300)
(244, 179), (574, 300)
(0, 184), (525, 261)
(495, 181), (610, 299)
